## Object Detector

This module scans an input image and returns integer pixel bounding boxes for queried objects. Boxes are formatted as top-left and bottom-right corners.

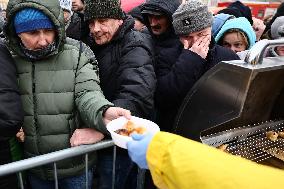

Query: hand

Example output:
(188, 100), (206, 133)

(103, 107), (131, 125)
(16, 127), (24, 142)
(189, 35), (210, 59)
(127, 133), (156, 169)
(70, 128), (104, 147)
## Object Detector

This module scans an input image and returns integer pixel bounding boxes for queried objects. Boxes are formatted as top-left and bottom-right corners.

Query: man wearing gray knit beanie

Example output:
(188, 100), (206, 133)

(154, 0), (239, 136)
(172, 0), (213, 58)
(83, 0), (156, 189)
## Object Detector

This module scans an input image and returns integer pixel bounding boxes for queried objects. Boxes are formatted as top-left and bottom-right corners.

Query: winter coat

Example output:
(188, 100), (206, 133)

(0, 40), (23, 189)
(4, 0), (112, 180)
(148, 132), (284, 189)
(155, 40), (240, 131)
(84, 16), (156, 120)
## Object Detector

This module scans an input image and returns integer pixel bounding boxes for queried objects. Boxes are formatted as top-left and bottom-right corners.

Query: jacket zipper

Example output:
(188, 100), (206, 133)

(32, 62), (39, 154)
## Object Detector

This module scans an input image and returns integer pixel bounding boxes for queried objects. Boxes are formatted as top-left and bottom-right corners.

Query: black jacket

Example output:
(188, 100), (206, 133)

(0, 40), (24, 188)
(84, 17), (156, 119)
(0, 40), (23, 141)
(66, 12), (88, 40)
(155, 40), (240, 131)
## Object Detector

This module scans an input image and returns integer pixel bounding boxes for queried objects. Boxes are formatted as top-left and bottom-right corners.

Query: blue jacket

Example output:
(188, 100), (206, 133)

(215, 17), (256, 49)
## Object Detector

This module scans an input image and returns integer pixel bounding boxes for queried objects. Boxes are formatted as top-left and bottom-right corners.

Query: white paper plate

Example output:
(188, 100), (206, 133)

(106, 116), (160, 149)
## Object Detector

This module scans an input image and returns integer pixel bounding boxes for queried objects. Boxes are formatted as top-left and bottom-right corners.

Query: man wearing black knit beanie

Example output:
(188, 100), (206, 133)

(83, 0), (156, 189)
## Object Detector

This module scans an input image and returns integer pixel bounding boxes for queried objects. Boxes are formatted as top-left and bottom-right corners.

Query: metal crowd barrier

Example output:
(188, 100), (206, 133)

(0, 140), (145, 189)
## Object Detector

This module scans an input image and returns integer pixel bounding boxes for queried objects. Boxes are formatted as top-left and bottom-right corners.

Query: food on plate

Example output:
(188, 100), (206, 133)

(266, 131), (278, 141)
(114, 129), (129, 136)
(115, 120), (146, 136)
(217, 144), (229, 153)
(278, 131), (284, 138)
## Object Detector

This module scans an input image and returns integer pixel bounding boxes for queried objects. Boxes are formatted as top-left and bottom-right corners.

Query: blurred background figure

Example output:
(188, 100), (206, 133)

(268, 16), (284, 57)
(263, 14), (273, 26)
(215, 17), (256, 57)
(217, 1), (253, 26)
(1, 8), (6, 20)
(67, 0), (86, 40)
(252, 17), (266, 41)
(59, 0), (73, 28)
(262, 2), (284, 39)
(0, 8), (5, 38)
(212, 13), (234, 38)
(72, 0), (84, 13)
(128, 5), (145, 31)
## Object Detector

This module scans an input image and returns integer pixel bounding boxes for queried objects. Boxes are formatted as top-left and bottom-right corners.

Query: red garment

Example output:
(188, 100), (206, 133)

(121, 0), (145, 13)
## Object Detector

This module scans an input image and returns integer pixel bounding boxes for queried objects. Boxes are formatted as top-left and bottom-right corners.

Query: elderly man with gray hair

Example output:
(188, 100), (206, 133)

(155, 0), (239, 137)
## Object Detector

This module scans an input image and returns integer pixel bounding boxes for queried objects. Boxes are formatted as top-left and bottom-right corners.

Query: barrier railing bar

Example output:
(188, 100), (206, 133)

(0, 140), (114, 177)
(112, 146), (116, 189)
(85, 153), (89, 189)
(17, 172), (24, 189)
(54, 162), (59, 189)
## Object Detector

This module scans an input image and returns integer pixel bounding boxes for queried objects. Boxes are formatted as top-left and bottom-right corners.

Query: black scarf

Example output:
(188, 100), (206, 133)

(21, 41), (57, 60)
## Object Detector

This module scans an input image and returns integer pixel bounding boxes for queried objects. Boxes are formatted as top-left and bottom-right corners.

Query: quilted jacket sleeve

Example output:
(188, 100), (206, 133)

(74, 41), (113, 133)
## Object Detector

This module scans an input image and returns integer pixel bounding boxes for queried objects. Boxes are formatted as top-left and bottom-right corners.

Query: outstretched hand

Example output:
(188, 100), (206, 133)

(103, 107), (131, 125)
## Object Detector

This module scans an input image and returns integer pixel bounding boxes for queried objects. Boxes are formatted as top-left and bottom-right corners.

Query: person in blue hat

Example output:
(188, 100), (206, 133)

(212, 13), (235, 38)
(3, 0), (132, 189)
(215, 17), (256, 54)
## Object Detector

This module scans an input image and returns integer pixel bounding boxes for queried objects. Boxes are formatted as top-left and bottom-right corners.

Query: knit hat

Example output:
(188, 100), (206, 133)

(84, 0), (124, 21)
(172, 0), (213, 36)
(212, 13), (235, 38)
(59, 0), (73, 15)
(14, 8), (54, 34)
(215, 17), (256, 49)
(217, 7), (242, 19)
(228, 1), (253, 25)
(271, 16), (284, 39)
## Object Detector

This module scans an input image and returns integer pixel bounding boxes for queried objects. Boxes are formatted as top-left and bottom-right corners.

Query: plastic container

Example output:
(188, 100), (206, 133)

(106, 116), (160, 149)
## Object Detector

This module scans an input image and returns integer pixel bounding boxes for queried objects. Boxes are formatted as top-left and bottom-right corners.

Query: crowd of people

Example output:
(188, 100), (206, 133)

(1, 0), (284, 189)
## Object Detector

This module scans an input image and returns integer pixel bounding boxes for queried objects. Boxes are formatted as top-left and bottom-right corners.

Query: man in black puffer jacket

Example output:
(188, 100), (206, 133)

(83, 0), (156, 189)
(154, 0), (240, 133)
(0, 40), (24, 189)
